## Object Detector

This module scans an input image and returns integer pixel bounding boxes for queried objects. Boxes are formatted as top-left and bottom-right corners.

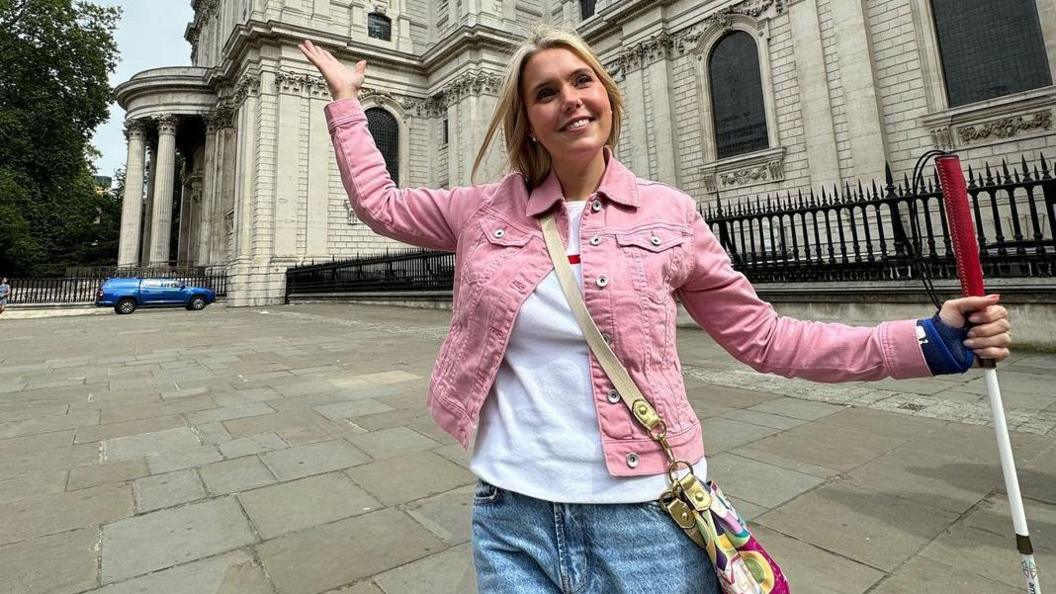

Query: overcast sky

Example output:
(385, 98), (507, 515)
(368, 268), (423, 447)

(91, 1), (195, 183)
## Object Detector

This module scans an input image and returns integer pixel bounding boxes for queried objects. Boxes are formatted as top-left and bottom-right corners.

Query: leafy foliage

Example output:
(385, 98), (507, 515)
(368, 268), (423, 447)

(0, 0), (121, 275)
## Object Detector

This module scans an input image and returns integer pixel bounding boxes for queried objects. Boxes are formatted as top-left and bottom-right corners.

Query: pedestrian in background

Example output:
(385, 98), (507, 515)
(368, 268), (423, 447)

(0, 277), (10, 315)
(301, 26), (1011, 594)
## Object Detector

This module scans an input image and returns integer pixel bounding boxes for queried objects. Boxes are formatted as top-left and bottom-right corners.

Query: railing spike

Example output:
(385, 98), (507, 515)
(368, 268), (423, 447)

(1021, 155), (1032, 182)
(984, 161), (995, 185)
(1040, 152), (1051, 177)
(1001, 159), (1012, 183)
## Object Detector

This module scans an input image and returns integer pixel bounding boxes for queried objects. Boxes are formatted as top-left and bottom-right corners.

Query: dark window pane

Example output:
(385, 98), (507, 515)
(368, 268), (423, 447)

(368, 13), (391, 41)
(442, 119), (449, 145)
(932, 0), (1051, 107)
(366, 108), (400, 185)
(580, 0), (596, 20)
(709, 31), (769, 159)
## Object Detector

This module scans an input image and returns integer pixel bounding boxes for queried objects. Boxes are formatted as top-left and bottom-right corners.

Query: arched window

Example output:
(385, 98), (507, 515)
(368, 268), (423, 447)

(368, 12), (391, 41)
(931, 0), (1051, 107)
(366, 107), (399, 185)
(580, 0), (596, 20)
(709, 31), (769, 159)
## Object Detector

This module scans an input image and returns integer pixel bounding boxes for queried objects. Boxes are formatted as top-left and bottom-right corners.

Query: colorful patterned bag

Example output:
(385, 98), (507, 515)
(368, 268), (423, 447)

(659, 472), (790, 593)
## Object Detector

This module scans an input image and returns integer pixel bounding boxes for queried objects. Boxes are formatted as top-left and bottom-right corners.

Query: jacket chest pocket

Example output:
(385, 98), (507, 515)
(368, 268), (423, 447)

(615, 225), (690, 302)
(464, 217), (537, 286)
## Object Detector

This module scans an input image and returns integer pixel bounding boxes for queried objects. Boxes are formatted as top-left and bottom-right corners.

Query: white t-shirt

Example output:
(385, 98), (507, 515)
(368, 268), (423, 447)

(469, 200), (706, 503)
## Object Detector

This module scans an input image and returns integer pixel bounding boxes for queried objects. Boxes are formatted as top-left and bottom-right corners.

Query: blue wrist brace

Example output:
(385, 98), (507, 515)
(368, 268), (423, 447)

(917, 315), (974, 375)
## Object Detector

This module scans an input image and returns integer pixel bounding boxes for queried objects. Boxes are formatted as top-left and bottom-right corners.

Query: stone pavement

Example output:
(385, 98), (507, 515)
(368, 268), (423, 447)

(0, 303), (1053, 594)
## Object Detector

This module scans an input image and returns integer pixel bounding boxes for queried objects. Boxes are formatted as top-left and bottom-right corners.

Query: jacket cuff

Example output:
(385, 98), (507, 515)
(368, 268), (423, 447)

(918, 316), (973, 375)
(880, 319), (933, 379)
(324, 98), (366, 131)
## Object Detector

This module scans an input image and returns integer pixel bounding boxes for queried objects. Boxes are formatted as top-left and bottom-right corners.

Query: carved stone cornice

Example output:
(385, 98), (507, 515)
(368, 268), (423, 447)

(274, 71), (331, 97)
(604, 0), (785, 80)
(123, 120), (147, 140)
(957, 110), (1052, 145)
(154, 115), (179, 135)
(402, 69), (503, 117)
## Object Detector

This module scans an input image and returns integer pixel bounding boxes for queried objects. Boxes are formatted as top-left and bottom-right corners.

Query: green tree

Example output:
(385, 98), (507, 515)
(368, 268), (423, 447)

(0, 0), (120, 275)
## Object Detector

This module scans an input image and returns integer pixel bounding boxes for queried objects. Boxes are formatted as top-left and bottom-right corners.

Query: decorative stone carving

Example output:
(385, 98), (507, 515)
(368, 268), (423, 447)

(930, 126), (954, 151)
(205, 105), (236, 131)
(345, 201), (360, 225)
(274, 71), (332, 97)
(956, 110), (1053, 144)
(401, 69), (503, 118)
(123, 119), (146, 140)
(155, 115), (179, 135)
(703, 151), (786, 192)
(231, 74), (260, 107)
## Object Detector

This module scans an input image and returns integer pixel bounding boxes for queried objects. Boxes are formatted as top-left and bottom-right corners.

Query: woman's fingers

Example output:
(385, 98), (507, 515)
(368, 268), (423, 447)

(973, 347), (1010, 361)
(966, 318), (1009, 339)
(968, 304), (1008, 325)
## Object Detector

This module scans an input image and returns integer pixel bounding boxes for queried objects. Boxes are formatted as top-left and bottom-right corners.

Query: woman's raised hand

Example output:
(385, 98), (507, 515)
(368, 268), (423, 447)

(298, 40), (366, 101)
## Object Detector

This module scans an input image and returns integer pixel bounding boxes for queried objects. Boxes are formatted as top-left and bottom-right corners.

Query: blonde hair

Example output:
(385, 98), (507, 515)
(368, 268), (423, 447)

(471, 26), (624, 189)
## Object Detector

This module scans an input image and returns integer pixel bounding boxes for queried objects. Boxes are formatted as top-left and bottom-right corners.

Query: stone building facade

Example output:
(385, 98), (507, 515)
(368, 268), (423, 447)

(114, 0), (1056, 305)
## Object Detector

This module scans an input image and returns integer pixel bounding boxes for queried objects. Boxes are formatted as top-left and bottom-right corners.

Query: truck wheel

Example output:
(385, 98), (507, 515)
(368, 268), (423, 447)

(187, 296), (207, 311)
(115, 298), (137, 315)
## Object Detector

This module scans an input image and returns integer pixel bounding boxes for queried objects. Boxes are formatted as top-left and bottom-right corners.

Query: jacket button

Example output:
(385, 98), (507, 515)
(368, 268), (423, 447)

(589, 235), (601, 246)
(493, 229), (506, 238)
(591, 200), (602, 212)
(602, 333), (612, 344)
(626, 453), (640, 468)
(607, 390), (620, 404)
(650, 236), (662, 246)
(595, 276), (609, 288)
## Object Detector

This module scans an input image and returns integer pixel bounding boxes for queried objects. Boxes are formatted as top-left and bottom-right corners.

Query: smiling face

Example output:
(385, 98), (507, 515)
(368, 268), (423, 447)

(520, 48), (613, 168)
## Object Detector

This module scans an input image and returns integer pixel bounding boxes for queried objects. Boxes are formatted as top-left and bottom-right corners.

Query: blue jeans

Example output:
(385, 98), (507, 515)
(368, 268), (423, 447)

(471, 480), (722, 594)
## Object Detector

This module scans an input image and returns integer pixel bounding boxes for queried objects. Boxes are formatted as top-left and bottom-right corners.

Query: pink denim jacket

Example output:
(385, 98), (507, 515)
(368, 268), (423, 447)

(325, 98), (931, 477)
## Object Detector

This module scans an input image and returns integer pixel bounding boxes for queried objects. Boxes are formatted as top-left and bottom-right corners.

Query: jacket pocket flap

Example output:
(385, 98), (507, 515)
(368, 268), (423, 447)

(615, 228), (687, 252)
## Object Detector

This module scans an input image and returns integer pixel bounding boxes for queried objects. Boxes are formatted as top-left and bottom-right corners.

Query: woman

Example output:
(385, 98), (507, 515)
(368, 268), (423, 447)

(300, 27), (1011, 594)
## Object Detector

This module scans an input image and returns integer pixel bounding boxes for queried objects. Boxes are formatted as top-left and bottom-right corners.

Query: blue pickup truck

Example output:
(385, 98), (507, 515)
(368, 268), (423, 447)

(96, 278), (216, 314)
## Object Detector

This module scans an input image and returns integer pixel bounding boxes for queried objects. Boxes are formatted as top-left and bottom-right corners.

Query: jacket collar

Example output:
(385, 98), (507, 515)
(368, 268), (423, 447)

(525, 147), (640, 218)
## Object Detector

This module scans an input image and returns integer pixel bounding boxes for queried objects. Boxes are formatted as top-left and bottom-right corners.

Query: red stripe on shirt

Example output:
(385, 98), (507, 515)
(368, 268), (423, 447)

(568, 254), (581, 265)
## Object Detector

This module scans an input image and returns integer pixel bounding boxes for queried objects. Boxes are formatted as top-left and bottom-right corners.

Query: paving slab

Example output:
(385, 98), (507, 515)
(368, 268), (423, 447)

(344, 451), (476, 506)
(133, 469), (206, 513)
(260, 439), (371, 481)
(706, 451), (826, 509)
(402, 485), (474, 545)
(256, 508), (447, 594)
(749, 525), (884, 594)
(145, 444), (223, 474)
(101, 497), (256, 583)
(755, 480), (961, 571)
(237, 471), (381, 539)
(0, 469), (67, 503)
(373, 542), (477, 594)
(0, 527), (99, 594)
(68, 458), (149, 491)
(345, 426), (440, 460)
(0, 481), (132, 545)
(219, 432), (288, 459)
(199, 456), (277, 495)
(89, 550), (272, 594)
(100, 427), (199, 460)
(868, 556), (1023, 594)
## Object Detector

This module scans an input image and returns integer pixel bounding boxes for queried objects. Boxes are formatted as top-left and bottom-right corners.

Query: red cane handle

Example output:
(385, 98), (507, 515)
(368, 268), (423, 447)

(935, 155), (986, 298)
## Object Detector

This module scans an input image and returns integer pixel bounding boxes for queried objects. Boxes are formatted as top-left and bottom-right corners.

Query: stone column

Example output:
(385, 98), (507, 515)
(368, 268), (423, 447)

(196, 114), (220, 265)
(140, 140), (158, 265)
(117, 120), (147, 267)
(148, 115), (179, 267)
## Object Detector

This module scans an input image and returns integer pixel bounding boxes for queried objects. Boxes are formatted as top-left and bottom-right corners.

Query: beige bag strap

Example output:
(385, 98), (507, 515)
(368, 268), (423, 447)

(538, 212), (666, 437)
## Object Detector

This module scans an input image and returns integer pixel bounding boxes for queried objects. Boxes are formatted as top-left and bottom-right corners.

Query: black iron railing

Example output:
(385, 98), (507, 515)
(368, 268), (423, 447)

(284, 153), (1055, 298)
(6, 268), (228, 305)
(285, 249), (455, 301)
(701, 154), (1055, 283)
